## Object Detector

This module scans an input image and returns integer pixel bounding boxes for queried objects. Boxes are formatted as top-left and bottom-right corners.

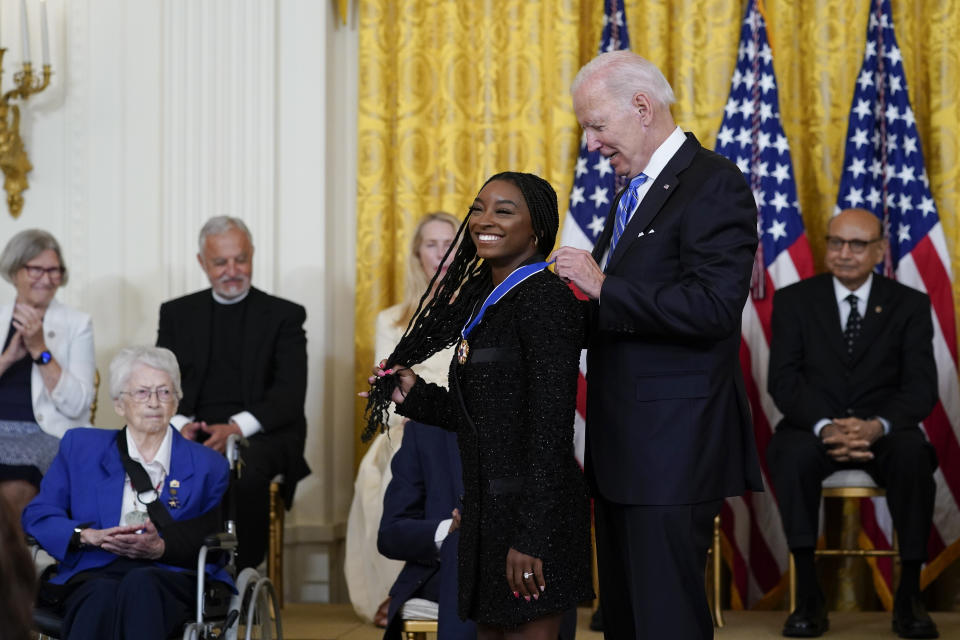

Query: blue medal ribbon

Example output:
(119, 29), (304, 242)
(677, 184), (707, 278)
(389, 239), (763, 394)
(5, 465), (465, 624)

(457, 260), (553, 364)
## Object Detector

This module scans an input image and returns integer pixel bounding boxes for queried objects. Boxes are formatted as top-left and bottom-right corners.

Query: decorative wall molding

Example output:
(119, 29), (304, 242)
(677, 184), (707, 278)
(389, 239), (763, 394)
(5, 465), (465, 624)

(162, 0), (277, 296)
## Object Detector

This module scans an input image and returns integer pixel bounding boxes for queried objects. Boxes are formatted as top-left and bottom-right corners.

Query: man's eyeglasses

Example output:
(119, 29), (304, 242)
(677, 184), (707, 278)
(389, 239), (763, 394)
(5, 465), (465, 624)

(824, 236), (883, 254)
(122, 387), (175, 403)
(22, 265), (66, 281)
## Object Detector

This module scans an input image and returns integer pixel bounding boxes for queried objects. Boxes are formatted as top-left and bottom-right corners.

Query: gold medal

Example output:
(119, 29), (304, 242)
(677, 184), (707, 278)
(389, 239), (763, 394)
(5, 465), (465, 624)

(457, 339), (470, 365)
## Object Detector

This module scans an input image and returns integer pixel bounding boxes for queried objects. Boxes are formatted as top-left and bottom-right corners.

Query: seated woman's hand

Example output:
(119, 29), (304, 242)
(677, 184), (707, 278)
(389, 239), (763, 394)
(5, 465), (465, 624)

(505, 547), (545, 601)
(96, 520), (166, 560)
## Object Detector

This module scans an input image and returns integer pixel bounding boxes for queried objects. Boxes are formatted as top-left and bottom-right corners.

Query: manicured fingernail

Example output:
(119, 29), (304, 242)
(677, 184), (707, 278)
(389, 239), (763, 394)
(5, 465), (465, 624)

(532, 593), (539, 600)
(385, 369), (394, 375)
(524, 596), (531, 602)
(539, 585), (545, 592)
(513, 591), (519, 598)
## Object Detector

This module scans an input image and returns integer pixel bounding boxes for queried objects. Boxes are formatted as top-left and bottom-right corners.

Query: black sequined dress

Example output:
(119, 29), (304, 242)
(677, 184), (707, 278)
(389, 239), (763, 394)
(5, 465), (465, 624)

(396, 267), (593, 626)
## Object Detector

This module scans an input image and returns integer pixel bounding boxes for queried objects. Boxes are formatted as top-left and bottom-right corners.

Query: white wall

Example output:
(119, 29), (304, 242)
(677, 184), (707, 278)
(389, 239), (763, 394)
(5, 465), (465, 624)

(0, 0), (358, 602)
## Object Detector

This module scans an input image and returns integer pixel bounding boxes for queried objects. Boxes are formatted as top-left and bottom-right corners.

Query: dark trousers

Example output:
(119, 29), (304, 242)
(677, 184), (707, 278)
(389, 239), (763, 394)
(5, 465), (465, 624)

(767, 427), (937, 561)
(594, 497), (721, 640)
(61, 559), (194, 640)
(235, 433), (288, 569)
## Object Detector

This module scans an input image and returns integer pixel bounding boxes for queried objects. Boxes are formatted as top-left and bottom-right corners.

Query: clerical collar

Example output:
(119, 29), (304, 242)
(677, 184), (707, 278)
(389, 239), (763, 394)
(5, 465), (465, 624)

(212, 289), (250, 305)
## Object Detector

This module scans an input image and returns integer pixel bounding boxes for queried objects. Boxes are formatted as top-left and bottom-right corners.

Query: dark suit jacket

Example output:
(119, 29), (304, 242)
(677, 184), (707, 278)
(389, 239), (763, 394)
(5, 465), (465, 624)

(768, 273), (938, 431)
(22, 426), (232, 586)
(585, 132), (763, 505)
(157, 287), (310, 501)
(378, 422), (474, 640)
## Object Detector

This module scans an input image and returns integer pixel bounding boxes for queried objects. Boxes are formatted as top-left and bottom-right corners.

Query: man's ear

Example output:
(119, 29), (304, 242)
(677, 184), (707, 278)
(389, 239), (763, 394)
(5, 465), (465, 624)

(633, 92), (654, 124)
(196, 253), (205, 269)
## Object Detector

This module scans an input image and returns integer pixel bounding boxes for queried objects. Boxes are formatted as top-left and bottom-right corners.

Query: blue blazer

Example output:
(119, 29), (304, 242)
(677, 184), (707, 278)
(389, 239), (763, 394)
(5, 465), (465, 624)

(23, 426), (231, 586)
(378, 421), (474, 640)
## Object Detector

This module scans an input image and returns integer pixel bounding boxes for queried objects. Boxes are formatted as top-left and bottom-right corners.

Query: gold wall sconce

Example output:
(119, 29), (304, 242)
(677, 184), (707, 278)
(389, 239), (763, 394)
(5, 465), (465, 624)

(1, 0), (52, 218)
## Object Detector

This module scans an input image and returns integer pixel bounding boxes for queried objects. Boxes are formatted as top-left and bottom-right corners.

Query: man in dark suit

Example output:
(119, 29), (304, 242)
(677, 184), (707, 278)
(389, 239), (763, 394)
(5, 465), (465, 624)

(378, 421), (475, 640)
(553, 51), (762, 639)
(767, 208), (939, 639)
(157, 216), (310, 570)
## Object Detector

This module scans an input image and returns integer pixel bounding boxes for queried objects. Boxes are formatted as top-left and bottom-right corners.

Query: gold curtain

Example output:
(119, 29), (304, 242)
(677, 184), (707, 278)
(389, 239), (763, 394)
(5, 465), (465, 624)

(355, 0), (960, 459)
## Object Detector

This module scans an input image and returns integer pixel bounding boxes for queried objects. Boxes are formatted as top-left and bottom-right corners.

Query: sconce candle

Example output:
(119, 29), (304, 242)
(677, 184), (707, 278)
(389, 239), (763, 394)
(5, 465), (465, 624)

(20, 0), (31, 61)
(40, 0), (49, 66)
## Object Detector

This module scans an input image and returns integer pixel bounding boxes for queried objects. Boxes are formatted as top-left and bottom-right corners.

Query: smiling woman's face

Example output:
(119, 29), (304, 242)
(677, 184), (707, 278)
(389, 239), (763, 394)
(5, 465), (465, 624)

(468, 179), (537, 269)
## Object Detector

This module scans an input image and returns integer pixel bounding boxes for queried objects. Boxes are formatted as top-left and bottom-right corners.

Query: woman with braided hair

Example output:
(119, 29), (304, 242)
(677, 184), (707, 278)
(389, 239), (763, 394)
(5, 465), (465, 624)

(362, 172), (592, 638)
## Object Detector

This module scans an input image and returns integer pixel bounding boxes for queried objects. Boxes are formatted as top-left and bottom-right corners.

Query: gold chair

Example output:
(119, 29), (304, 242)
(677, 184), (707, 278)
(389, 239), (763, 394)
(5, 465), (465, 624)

(788, 469), (898, 612)
(268, 474), (285, 609)
(708, 514), (724, 627)
(88, 369), (100, 424)
(402, 619), (436, 640)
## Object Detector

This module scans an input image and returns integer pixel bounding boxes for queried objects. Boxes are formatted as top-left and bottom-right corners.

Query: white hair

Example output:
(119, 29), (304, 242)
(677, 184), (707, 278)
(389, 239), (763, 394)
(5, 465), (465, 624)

(572, 50), (676, 109)
(109, 346), (183, 400)
(198, 216), (253, 254)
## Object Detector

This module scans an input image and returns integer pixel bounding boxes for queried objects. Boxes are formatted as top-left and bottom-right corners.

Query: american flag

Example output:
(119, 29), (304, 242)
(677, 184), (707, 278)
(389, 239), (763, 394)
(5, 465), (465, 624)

(835, 0), (960, 606)
(714, 0), (815, 607)
(560, 0), (630, 467)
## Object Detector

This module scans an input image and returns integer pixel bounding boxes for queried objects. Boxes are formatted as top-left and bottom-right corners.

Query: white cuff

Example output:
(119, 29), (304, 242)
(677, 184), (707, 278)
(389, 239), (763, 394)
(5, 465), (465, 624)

(434, 519), (453, 552)
(813, 419), (832, 437)
(230, 411), (262, 438)
(170, 414), (192, 431)
(876, 416), (891, 435)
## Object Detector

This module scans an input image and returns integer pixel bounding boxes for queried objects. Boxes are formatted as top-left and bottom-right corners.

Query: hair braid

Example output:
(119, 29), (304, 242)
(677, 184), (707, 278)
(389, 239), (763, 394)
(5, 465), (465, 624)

(362, 172), (560, 441)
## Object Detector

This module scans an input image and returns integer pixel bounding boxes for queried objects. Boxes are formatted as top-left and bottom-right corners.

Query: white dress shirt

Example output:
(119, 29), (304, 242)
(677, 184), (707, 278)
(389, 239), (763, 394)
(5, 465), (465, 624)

(118, 425), (173, 526)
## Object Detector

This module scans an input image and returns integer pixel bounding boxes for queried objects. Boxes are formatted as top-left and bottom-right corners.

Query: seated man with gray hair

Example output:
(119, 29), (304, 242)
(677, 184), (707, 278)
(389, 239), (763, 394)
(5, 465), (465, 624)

(157, 216), (310, 570)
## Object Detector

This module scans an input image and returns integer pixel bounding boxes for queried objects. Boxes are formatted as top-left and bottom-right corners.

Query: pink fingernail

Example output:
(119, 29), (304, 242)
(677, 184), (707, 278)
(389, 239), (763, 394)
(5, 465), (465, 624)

(539, 585), (545, 592)
(524, 596), (531, 602)
(532, 593), (539, 600)
(513, 591), (519, 598)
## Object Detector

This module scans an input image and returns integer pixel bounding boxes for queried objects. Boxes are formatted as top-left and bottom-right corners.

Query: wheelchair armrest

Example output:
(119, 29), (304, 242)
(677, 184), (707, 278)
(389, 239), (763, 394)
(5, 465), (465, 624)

(225, 434), (249, 471)
(203, 532), (238, 551)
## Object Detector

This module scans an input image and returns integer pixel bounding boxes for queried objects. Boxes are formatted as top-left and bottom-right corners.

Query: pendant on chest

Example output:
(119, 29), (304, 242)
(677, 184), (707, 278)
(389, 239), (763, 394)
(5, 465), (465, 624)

(457, 339), (470, 365)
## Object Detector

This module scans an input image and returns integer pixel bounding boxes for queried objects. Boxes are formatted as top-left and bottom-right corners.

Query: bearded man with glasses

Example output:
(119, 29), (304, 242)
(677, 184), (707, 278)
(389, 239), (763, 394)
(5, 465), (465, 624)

(767, 208), (940, 639)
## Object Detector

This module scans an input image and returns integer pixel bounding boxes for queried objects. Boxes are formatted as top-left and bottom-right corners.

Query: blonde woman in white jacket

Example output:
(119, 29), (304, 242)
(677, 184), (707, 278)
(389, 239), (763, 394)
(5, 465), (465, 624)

(0, 229), (95, 516)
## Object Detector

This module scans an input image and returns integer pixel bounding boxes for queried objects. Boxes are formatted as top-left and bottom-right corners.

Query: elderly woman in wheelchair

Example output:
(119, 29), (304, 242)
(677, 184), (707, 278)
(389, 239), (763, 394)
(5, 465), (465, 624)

(23, 345), (233, 640)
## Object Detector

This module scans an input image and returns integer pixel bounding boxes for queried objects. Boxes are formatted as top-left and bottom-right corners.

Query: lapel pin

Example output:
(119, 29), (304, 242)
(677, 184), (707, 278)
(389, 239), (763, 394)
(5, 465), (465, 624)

(168, 498), (180, 509)
(875, 305), (882, 313)
(170, 479), (180, 488)
(663, 184), (670, 190)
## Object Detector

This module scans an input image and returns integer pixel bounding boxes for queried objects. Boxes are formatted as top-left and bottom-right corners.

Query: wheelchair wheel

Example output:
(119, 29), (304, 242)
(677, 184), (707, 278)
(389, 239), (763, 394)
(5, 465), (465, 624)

(241, 576), (282, 640)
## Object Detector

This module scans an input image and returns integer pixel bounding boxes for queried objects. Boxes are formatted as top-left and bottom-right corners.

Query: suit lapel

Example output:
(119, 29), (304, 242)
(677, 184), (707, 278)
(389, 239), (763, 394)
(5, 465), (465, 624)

(241, 288), (266, 402)
(191, 293), (214, 396)
(811, 276), (848, 362)
(98, 433), (127, 527)
(605, 134), (698, 273)
(851, 275), (891, 363)
(162, 429), (196, 515)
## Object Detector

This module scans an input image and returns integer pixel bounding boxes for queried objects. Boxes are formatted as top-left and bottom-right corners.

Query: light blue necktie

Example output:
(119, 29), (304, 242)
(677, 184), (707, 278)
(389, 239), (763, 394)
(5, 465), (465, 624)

(607, 172), (649, 264)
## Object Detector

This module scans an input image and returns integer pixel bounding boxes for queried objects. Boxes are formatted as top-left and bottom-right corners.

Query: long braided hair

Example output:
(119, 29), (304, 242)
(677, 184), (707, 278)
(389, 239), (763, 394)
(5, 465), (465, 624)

(362, 171), (560, 441)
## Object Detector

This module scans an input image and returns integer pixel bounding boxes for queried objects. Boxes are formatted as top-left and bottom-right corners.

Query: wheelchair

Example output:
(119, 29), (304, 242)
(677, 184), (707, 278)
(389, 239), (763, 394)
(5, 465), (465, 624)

(30, 435), (283, 640)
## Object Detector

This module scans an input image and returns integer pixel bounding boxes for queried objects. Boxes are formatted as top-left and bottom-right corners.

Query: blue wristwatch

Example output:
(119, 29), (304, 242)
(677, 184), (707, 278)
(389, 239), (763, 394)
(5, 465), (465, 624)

(34, 350), (52, 365)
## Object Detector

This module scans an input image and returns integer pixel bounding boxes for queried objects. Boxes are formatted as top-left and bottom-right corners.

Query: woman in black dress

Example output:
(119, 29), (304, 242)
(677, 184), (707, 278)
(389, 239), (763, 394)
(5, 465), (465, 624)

(363, 172), (592, 639)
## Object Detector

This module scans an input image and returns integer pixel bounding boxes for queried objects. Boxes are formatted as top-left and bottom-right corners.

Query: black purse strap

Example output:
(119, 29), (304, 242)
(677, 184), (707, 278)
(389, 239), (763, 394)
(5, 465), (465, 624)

(115, 427), (174, 530)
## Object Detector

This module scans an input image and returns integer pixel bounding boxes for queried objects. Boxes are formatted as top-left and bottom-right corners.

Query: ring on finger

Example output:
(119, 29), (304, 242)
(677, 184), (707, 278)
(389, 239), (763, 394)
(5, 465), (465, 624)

(522, 571), (534, 580)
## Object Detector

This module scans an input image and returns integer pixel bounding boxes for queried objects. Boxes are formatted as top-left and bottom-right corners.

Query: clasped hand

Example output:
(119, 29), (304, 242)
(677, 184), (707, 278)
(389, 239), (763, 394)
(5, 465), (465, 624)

(358, 360), (416, 404)
(81, 520), (165, 560)
(821, 417), (884, 462)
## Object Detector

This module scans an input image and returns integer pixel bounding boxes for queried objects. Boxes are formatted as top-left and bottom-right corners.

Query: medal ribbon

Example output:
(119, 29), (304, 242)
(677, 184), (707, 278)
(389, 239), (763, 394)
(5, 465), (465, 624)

(460, 260), (553, 341)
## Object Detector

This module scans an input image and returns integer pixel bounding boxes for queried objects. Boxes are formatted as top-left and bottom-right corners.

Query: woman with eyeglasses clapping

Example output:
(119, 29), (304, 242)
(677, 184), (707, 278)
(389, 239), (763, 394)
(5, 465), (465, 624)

(0, 229), (95, 518)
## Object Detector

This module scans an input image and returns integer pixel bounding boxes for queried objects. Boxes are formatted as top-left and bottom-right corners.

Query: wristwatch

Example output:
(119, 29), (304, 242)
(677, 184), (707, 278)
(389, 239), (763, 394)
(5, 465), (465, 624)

(34, 350), (52, 365)
(69, 522), (94, 550)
